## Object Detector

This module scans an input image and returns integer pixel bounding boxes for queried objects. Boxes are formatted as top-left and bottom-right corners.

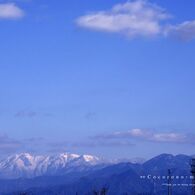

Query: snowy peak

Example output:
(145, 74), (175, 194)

(82, 155), (99, 162)
(0, 153), (103, 179)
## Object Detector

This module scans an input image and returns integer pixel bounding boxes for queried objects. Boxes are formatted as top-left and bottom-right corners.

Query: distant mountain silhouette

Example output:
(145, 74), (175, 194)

(1, 153), (193, 195)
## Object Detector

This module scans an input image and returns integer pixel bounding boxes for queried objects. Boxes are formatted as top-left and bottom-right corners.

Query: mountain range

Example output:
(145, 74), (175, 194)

(0, 153), (193, 195)
(0, 153), (105, 179)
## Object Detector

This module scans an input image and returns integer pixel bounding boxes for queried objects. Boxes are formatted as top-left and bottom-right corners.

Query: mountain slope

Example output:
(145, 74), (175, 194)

(11, 153), (192, 195)
(0, 153), (104, 179)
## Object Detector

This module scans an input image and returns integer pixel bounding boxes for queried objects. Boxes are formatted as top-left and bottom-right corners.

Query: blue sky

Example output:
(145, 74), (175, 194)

(0, 0), (195, 159)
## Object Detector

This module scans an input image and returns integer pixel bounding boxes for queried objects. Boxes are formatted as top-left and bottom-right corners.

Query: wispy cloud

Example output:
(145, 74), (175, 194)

(0, 128), (193, 157)
(0, 3), (24, 19)
(0, 132), (68, 156)
(92, 129), (194, 144)
(72, 140), (134, 148)
(76, 0), (195, 41)
(14, 110), (54, 118)
(0, 134), (22, 154)
(15, 110), (38, 118)
(46, 141), (68, 153)
(0, 133), (50, 156)
(165, 20), (195, 41)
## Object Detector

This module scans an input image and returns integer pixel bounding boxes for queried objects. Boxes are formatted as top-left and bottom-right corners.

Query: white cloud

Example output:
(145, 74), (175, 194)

(150, 132), (186, 143)
(94, 129), (190, 144)
(0, 3), (24, 19)
(76, 0), (195, 41)
(165, 20), (195, 41)
(76, 0), (170, 38)
(128, 129), (186, 143)
(129, 128), (147, 137)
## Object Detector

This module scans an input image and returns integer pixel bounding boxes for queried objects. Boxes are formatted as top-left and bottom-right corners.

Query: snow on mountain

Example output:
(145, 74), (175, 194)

(0, 153), (103, 179)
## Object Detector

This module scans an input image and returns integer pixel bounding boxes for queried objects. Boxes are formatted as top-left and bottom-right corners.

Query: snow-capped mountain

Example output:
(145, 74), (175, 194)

(0, 153), (103, 179)
(0, 153), (192, 195)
